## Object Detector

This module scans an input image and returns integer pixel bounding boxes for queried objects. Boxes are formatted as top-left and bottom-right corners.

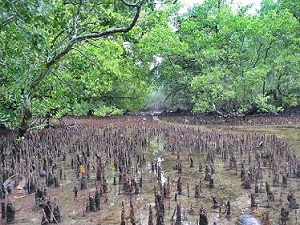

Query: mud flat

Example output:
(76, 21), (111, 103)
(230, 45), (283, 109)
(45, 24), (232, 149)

(0, 115), (299, 224)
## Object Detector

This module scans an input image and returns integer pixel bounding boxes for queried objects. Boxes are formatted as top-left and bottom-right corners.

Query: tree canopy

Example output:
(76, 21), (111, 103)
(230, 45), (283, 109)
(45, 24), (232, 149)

(1, 0), (299, 134)
(0, 0), (157, 134)
(137, 0), (300, 115)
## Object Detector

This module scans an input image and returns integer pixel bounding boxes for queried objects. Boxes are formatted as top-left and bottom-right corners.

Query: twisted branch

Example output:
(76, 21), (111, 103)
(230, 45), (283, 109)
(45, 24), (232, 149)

(30, 0), (146, 91)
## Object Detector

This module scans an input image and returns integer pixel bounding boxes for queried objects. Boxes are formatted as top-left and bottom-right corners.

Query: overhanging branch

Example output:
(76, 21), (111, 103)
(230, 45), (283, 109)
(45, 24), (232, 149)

(29, 0), (146, 91)
(73, 0), (145, 42)
(121, 0), (139, 7)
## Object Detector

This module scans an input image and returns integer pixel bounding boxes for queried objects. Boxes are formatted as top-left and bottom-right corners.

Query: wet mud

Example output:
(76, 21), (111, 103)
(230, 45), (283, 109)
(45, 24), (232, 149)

(0, 115), (299, 225)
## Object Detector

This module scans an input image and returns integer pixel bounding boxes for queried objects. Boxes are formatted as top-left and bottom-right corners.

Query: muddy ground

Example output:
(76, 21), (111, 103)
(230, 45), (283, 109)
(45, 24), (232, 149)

(0, 115), (300, 225)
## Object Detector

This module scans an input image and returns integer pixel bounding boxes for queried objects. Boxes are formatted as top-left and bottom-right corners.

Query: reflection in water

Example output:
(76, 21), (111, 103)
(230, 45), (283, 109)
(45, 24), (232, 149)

(156, 156), (167, 184)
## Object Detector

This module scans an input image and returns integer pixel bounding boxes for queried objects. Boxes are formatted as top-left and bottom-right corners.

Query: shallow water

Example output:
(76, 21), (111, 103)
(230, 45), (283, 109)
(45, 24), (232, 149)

(1, 117), (300, 225)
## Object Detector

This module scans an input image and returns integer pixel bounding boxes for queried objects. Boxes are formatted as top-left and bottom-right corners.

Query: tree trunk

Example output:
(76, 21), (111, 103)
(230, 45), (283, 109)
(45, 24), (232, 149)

(18, 106), (32, 138)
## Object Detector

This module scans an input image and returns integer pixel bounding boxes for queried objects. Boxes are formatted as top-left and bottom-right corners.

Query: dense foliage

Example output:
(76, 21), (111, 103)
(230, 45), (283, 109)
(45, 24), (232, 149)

(0, 0), (158, 133)
(0, 0), (299, 133)
(139, 0), (300, 115)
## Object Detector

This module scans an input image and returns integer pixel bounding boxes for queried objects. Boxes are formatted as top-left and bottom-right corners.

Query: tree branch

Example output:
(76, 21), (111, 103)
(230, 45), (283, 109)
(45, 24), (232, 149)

(29, 0), (146, 91)
(72, 0), (145, 42)
(85, 39), (103, 49)
(0, 16), (14, 30)
(121, 0), (139, 7)
(51, 30), (65, 48)
(252, 42), (262, 68)
(73, 46), (99, 67)
(71, 0), (83, 39)
(263, 40), (274, 62)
